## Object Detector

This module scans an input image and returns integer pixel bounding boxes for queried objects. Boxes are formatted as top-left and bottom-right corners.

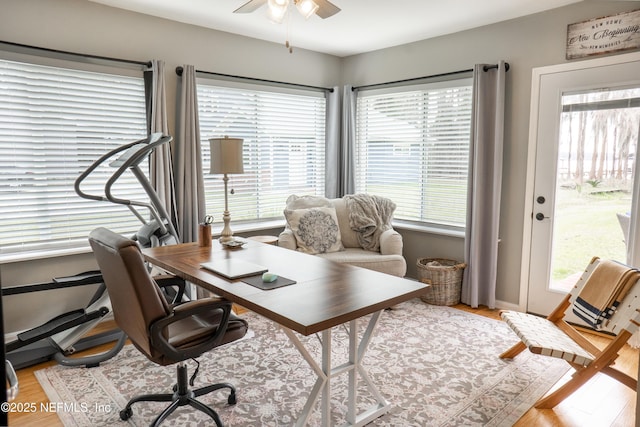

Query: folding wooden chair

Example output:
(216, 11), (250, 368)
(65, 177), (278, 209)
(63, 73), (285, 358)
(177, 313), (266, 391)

(500, 256), (640, 409)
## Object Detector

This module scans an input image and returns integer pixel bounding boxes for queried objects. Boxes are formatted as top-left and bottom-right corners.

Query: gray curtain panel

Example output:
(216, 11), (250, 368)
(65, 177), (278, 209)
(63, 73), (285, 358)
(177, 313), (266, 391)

(148, 60), (178, 234)
(340, 85), (357, 196)
(325, 86), (340, 198)
(174, 64), (205, 244)
(462, 61), (507, 309)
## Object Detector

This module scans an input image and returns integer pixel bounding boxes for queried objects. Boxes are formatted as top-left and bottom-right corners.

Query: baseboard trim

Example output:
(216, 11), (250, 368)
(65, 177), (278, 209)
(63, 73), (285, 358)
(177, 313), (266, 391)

(494, 299), (521, 312)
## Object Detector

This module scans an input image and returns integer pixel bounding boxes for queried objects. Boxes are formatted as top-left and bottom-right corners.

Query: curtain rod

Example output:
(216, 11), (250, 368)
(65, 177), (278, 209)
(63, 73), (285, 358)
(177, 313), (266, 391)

(175, 66), (333, 93)
(352, 62), (510, 91)
(0, 40), (151, 67)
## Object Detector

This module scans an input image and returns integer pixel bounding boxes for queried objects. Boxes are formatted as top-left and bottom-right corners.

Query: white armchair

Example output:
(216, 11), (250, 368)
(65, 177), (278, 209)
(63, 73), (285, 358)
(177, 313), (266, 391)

(278, 196), (407, 277)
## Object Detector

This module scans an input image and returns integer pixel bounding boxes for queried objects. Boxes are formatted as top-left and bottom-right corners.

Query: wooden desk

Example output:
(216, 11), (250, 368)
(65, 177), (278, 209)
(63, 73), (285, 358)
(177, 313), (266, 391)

(142, 241), (427, 426)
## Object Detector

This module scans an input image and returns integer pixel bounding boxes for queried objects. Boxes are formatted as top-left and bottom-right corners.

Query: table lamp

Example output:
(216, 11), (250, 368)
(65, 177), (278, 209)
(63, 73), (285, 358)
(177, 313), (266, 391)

(209, 136), (244, 243)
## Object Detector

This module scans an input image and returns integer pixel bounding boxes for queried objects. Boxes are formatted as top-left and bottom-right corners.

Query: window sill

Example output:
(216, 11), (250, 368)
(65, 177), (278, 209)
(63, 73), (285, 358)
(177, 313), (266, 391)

(0, 245), (93, 265)
(0, 220), (288, 265)
(222, 219), (286, 236)
(1, 220), (461, 264)
(393, 220), (465, 239)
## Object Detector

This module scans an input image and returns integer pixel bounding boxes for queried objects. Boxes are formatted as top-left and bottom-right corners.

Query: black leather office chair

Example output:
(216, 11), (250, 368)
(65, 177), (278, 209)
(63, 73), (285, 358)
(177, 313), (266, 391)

(88, 227), (248, 427)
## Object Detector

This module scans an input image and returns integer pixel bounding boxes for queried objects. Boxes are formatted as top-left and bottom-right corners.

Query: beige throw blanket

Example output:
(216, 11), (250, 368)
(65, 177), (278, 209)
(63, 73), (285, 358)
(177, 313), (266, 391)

(573, 258), (640, 329)
(344, 194), (396, 251)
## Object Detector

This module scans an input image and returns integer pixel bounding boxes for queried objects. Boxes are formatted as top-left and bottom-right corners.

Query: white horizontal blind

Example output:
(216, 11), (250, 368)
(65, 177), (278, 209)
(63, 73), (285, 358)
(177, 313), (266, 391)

(355, 79), (472, 228)
(197, 83), (326, 223)
(0, 58), (148, 258)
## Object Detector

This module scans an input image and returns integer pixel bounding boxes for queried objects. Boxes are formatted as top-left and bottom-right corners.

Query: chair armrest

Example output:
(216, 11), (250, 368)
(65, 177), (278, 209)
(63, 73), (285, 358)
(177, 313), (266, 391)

(154, 274), (186, 304)
(278, 229), (297, 250)
(172, 296), (227, 314)
(149, 297), (232, 360)
(380, 228), (403, 256)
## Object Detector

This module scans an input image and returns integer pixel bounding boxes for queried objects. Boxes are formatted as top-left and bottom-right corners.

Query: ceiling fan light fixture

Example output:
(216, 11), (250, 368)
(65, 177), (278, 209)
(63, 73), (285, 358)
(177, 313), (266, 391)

(267, 0), (289, 23)
(295, 0), (319, 19)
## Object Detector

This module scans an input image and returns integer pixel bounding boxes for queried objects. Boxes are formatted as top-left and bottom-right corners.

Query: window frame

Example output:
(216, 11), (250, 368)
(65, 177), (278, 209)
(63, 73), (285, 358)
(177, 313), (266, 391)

(354, 74), (473, 233)
(0, 50), (149, 262)
(196, 77), (328, 227)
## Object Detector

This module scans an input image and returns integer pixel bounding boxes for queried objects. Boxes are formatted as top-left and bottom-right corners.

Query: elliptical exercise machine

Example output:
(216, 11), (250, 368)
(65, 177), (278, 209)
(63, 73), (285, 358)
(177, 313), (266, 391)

(75, 132), (179, 248)
(5, 133), (183, 370)
(75, 131), (184, 296)
(4, 271), (126, 369)
(75, 131), (185, 300)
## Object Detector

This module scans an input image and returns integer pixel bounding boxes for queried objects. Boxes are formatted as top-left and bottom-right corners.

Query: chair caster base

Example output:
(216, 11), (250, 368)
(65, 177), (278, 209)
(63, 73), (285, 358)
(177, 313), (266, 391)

(120, 407), (132, 421)
(119, 364), (237, 426)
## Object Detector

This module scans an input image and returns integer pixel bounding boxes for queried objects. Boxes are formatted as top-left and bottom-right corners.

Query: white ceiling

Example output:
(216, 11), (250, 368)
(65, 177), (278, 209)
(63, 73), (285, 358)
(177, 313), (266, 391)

(89, 0), (597, 57)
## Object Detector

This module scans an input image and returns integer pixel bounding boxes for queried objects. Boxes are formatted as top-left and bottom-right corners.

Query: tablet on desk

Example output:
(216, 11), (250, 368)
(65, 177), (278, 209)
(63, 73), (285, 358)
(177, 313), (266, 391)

(200, 259), (268, 280)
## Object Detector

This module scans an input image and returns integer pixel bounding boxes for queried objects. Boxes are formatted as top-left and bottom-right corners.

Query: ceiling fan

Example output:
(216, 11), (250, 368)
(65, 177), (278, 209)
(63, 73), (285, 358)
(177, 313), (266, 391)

(234, 0), (341, 20)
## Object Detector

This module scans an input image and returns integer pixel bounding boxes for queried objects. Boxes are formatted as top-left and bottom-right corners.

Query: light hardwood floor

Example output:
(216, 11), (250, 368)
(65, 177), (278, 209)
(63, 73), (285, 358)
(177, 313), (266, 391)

(7, 304), (638, 426)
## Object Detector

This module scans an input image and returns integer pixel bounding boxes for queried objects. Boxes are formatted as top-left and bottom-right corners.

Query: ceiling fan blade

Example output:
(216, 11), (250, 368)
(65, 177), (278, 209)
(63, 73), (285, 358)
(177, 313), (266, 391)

(233, 0), (268, 13)
(314, 0), (340, 19)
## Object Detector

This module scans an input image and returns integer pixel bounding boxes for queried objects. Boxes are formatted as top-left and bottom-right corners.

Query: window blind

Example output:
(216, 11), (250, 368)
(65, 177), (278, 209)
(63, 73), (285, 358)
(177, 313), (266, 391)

(0, 59), (148, 258)
(355, 79), (472, 228)
(197, 83), (326, 224)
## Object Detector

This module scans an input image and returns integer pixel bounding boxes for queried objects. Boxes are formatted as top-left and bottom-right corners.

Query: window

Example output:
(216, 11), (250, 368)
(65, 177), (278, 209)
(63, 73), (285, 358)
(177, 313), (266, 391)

(0, 58), (148, 259)
(355, 77), (473, 229)
(197, 81), (326, 224)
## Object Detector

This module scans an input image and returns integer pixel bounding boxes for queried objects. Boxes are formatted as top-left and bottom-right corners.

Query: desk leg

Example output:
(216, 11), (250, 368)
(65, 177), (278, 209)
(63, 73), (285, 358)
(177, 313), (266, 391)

(280, 310), (391, 427)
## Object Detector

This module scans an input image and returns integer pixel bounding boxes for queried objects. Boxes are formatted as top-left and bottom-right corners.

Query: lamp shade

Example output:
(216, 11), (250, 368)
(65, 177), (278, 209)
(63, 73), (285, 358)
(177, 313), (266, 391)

(209, 136), (244, 174)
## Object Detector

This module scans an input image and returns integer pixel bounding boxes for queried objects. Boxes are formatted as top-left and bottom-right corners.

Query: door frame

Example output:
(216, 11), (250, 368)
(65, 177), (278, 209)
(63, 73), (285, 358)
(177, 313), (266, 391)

(519, 51), (640, 313)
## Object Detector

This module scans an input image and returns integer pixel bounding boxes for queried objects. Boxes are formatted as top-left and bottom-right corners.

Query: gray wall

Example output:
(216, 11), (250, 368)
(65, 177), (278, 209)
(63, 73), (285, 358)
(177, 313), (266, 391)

(1, 0), (639, 333)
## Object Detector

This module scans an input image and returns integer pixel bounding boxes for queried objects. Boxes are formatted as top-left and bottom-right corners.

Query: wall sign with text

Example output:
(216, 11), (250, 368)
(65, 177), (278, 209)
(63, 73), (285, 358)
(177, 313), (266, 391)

(567, 9), (640, 59)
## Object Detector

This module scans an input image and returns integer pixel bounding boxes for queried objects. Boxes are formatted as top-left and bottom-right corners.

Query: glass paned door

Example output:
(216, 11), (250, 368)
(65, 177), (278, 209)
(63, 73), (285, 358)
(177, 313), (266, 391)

(551, 88), (640, 293)
(526, 56), (640, 318)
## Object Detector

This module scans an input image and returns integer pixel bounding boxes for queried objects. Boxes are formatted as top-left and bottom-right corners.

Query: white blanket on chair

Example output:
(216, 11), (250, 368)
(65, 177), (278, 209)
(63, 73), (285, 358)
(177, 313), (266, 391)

(344, 194), (396, 252)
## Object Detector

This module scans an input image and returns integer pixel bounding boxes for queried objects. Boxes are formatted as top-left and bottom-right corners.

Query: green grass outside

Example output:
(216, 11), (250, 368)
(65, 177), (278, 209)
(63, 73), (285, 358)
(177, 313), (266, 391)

(552, 187), (629, 281)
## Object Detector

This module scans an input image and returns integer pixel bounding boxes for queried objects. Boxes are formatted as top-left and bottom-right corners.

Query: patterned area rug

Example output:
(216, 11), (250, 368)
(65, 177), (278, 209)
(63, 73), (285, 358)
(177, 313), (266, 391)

(35, 299), (569, 426)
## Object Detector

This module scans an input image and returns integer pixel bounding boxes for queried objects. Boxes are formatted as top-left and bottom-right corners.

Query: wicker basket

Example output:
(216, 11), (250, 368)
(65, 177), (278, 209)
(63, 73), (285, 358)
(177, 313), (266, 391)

(416, 258), (467, 306)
